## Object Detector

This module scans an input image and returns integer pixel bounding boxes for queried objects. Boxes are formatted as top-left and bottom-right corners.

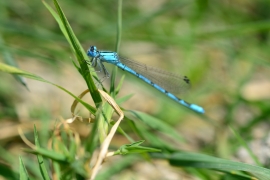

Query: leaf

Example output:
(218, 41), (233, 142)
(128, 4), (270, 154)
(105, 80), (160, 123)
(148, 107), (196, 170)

(34, 125), (50, 180)
(230, 126), (261, 166)
(24, 148), (68, 163)
(96, 155), (140, 180)
(0, 62), (96, 114)
(19, 157), (30, 180)
(116, 93), (133, 104)
(0, 33), (29, 90)
(128, 110), (185, 142)
(43, 0), (102, 105)
(153, 152), (270, 180)
(115, 75), (125, 95)
(114, 140), (161, 155)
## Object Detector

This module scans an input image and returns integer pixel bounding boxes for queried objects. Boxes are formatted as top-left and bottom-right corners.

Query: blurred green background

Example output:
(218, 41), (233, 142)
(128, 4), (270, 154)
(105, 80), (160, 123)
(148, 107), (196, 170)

(1, 0), (270, 179)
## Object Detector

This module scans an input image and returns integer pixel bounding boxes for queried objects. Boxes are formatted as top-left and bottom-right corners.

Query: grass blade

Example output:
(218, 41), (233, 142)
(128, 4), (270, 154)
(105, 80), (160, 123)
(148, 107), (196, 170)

(33, 125), (50, 180)
(43, 0), (102, 106)
(19, 157), (29, 180)
(0, 35), (29, 90)
(153, 152), (270, 180)
(0, 62), (96, 114)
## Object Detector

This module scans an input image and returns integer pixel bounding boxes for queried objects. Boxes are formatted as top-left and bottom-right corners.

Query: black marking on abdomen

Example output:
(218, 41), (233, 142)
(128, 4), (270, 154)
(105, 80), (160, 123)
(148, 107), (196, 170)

(183, 76), (190, 84)
(119, 64), (126, 71)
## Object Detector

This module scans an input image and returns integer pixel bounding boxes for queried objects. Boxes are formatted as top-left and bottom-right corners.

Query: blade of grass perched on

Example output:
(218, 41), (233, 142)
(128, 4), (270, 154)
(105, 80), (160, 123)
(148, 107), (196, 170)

(43, 0), (102, 106)
(46, 0), (119, 156)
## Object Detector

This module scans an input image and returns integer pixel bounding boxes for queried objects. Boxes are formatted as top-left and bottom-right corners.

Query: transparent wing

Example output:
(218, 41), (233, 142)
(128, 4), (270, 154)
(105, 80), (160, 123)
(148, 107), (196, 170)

(119, 56), (191, 94)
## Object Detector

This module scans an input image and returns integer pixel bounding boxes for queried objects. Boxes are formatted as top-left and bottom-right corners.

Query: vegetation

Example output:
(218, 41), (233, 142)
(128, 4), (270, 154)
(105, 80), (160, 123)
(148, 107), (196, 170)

(1, 0), (270, 179)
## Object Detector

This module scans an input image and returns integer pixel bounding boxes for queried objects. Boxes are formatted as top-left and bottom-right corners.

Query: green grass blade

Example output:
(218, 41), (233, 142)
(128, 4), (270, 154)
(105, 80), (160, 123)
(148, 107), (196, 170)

(0, 35), (29, 90)
(52, 0), (84, 62)
(0, 62), (96, 114)
(114, 140), (161, 155)
(114, 123), (135, 143)
(116, 93), (133, 104)
(0, 163), (18, 180)
(24, 148), (68, 163)
(43, 0), (102, 106)
(128, 110), (185, 142)
(153, 152), (270, 180)
(109, 66), (117, 97)
(68, 134), (77, 162)
(52, 161), (61, 180)
(125, 117), (174, 151)
(34, 125), (50, 180)
(110, 0), (123, 97)
(95, 155), (140, 180)
(84, 112), (99, 154)
(19, 157), (30, 180)
(115, 75), (125, 95)
(136, 127), (175, 151)
(230, 126), (261, 166)
(115, 0), (122, 53)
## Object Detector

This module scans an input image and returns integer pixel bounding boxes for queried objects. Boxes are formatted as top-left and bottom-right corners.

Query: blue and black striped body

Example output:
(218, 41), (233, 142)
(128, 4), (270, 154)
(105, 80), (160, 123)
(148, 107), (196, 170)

(87, 46), (204, 114)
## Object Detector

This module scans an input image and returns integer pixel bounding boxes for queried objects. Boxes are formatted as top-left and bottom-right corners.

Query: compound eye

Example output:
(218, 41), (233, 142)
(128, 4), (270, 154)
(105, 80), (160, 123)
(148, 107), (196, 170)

(90, 46), (97, 52)
(87, 46), (98, 57)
